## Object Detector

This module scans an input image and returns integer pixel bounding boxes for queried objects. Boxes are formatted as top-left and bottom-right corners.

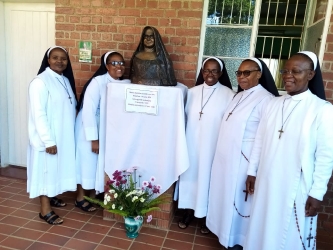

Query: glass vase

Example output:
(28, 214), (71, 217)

(124, 216), (143, 238)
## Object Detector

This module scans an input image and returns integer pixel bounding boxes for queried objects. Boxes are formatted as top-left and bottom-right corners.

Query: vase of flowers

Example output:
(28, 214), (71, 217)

(85, 167), (168, 238)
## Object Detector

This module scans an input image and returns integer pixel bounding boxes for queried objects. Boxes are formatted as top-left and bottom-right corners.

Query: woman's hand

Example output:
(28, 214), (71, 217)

(305, 196), (321, 217)
(246, 175), (256, 194)
(46, 145), (57, 155)
(91, 140), (99, 154)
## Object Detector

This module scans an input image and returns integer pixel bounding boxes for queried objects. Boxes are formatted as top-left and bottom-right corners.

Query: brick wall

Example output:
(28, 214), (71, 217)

(55, 0), (203, 97)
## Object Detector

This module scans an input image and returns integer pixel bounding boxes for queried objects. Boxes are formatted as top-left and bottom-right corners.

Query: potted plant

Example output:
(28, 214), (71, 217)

(85, 167), (169, 238)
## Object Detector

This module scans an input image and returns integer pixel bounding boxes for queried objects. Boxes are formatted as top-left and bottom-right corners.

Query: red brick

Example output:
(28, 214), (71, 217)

(97, 41), (118, 49)
(136, 0), (147, 8)
(189, 19), (201, 28)
(171, 1), (181, 9)
(159, 0), (170, 9)
(119, 9), (140, 16)
(142, 9), (164, 18)
(187, 37), (199, 46)
(147, 0), (158, 8)
(113, 17), (124, 24)
(170, 18), (181, 26)
(81, 16), (91, 23)
(56, 15), (65, 22)
(56, 31), (65, 39)
(136, 18), (147, 26)
(183, 2), (189, 8)
(125, 18), (136, 25)
(92, 16), (102, 23)
(81, 32), (91, 40)
(97, 25), (117, 33)
(70, 32), (80, 39)
(170, 37), (186, 46)
(176, 28), (200, 36)
(103, 16), (113, 24)
(70, 16), (80, 23)
(124, 35), (134, 43)
(56, 7), (74, 14)
(178, 10), (201, 18)
(71, 0), (82, 6)
(92, 33), (101, 40)
(96, 8), (116, 15)
(56, 39), (76, 47)
(159, 18), (170, 26)
(148, 18), (159, 26)
(56, 23), (75, 31)
(75, 8), (96, 15)
(191, 1), (204, 9)
(81, 64), (90, 71)
(165, 10), (177, 18)
(124, 0), (135, 7)
(91, 0), (102, 7)
(76, 25), (95, 31)
(325, 89), (333, 98)
(121, 26), (140, 34)
(113, 34), (123, 41)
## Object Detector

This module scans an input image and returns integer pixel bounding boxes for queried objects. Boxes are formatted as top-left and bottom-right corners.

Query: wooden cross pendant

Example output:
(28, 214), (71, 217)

(307, 233), (314, 247)
(199, 111), (203, 120)
(226, 112), (232, 121)
(243, 190), (249, 202)
(278, 128), (284, 139)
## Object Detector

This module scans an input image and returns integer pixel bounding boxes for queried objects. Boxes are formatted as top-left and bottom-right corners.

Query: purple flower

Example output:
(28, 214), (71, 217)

(148, 182), (153, 189)
(112, 170), (122, 180)
(116, 182), (120, 186)
(134, 215), (141, 221)
(147, 215), (153, 223)
(150, 176), (155, 182)
(157, 185), (161, 189)
(142, 181), (148, 187)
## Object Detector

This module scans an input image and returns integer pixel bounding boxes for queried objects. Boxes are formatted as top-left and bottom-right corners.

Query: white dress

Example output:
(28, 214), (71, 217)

(206, 84), (273, 247)
(27, 67), (77, 198)
(75, 73), (130, 192)
(178, 82), (235, 218)
(244, 90), (333, 250)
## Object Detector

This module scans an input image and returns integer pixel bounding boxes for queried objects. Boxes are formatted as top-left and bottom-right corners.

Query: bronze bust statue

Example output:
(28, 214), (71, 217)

(130, 26), (177, 86)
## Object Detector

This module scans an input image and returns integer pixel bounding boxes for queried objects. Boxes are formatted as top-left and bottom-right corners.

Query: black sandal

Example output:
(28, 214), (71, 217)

(178, 210), (194, 229)
(50, 197), (67, 207)
(75, 199), (97, 212)
(39, 211), (63, 225)
(200, 224), (210, 234)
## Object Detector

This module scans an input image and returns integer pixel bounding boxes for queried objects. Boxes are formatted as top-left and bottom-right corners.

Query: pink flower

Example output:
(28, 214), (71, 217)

(126, 167), (134, 173)
(147, 215), (153, 223)
(142, 181), (148, 187)
(148, 182), (153, 188)
(150, 176), (155, 182)
(134, 215), (141, 221)
(157, 185), (161, 189)
(112, 170), (122, 180)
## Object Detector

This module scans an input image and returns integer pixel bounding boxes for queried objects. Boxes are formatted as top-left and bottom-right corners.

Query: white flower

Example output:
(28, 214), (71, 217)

(114, 193), (118, 198)
(140, 197), (145, 202)
(112, 204), (115, 209)
(150, 176), (155, 182)
(106, 194), (111, 202)
(104, 200), (107, 205)
(119, 206), (123, 210)
(109, 189), (115, 194)
(132, 196), (138, 202)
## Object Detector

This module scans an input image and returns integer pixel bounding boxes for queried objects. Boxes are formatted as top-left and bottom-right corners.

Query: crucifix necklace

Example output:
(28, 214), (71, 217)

(56, 77), (72, 104)
(199, 86), (216, 120)
(278, 98), (301, 139)
(226, 91), (255, 121)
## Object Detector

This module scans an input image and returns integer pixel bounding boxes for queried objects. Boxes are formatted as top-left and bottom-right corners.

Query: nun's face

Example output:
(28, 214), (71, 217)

(48, 48), (68, 75)
(106, 53), (125, 79)
(236, 61), (261, 90)
(282, 55), (315, 96)
(202, 60), (222, 86)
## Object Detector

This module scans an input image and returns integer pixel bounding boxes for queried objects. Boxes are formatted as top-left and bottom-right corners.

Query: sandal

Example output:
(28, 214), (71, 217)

(200, 224), (210, 234)
(50, 197), (67, 207)
(178, 210), (194, 229)
(39, 211), (63, 225)
(75, 199), (97, 212)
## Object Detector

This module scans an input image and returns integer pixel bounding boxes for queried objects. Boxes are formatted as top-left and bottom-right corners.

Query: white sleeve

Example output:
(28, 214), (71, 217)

(246, 101), (269, 177)
(82, 78), (100, 141)
(29, 78), (56, 148)
(308, 104), (333, 200)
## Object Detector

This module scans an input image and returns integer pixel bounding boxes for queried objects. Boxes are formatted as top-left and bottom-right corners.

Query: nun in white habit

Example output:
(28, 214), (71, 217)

(206, 58), (279, 249)
(27, 46), (77, 225)
(177, 57), (235, 233)
(243, 51), (333, 250)
(75, 51), (130, 205)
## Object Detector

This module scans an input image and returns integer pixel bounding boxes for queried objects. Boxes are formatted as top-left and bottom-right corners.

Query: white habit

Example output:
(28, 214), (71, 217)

(206, 84), (273, 247)
(75, 73), (130, 193)
(178, 82), (235, 218)
(244, 90), (333, 250)
(27, 67), (77, 198)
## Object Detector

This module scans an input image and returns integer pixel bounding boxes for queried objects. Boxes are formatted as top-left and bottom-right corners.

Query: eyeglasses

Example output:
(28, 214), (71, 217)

(202, 69), (220, 75)
(279, 69), (312, 75)
(144, 35), (154, 40)
(108, 61), (125, 66)
(235, 70), (260, 77)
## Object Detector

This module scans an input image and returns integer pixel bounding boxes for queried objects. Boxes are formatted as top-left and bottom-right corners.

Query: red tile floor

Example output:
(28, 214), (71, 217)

(0, 175), (225, 250)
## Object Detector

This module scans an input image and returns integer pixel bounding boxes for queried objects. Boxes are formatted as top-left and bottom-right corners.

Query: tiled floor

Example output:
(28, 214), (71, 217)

(0, 176), (225, 250)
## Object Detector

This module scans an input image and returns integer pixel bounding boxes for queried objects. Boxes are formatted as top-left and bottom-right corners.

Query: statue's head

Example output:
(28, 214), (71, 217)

(143, 27), (155, 50)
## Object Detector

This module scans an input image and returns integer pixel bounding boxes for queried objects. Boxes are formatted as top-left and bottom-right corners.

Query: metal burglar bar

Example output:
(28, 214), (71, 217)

(256, 0), (308, 89)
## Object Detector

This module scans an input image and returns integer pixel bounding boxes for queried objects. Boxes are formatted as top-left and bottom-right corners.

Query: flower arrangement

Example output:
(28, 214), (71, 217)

(85, 167), (169, 220)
